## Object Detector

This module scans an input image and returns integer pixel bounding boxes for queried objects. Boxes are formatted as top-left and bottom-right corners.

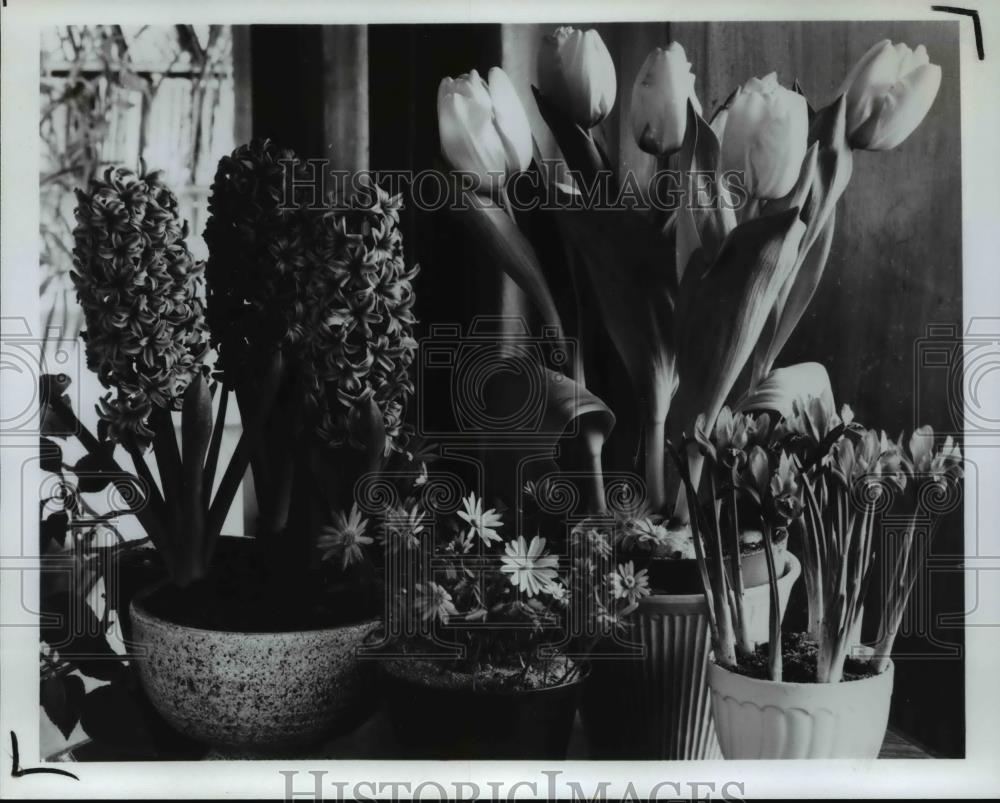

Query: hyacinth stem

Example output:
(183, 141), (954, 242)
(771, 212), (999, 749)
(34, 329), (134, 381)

(761, 522), (783, 682)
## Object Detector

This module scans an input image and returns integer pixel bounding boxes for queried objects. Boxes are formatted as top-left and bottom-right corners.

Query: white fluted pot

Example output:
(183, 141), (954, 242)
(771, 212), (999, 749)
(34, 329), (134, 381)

(708, 655), (893, 759)
(581, 553), (800, 759)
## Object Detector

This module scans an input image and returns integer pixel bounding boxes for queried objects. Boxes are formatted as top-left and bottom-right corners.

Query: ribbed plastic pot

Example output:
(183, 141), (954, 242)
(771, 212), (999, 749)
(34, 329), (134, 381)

(580, 553), (800, 759)
(708, 655), (894, 759)
(130, 587), (377, 755)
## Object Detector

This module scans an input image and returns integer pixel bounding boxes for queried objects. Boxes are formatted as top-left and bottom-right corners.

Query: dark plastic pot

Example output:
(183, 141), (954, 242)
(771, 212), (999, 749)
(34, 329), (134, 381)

(381, 663), (586, 759)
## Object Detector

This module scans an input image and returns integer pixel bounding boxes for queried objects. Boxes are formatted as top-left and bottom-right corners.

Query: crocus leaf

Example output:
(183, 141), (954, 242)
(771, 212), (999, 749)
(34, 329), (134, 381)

(734, 361), (834, 419)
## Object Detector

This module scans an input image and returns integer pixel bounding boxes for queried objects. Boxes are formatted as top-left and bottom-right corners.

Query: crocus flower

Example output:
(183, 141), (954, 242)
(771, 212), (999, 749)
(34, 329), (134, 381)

(630, 42), (702, 156)
(537, 26), (617, 128)
(716, 72), (809, 200)
(839, 40), (942, 151)
(437, 67), (533, 193)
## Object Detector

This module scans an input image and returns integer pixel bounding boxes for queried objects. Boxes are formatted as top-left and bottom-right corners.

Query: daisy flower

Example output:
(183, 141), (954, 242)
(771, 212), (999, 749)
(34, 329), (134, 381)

(500, 535), (559, 597)
(414, 582), (458, 624)
(317, 503), (372, 568)
(611, 561), (651, 606)
(456, 492), (503, 546)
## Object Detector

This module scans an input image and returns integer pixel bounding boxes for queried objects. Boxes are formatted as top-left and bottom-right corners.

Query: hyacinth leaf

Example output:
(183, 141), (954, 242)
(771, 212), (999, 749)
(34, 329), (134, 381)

(176, 372), (213, 585)
(453, 193), (566, 346)
(531, 85), (609, 187)
(552, 207), (677, 508)
(205, 349), (285, 555)
(734, 361), (834, 419)
(676, 100), (738, 281)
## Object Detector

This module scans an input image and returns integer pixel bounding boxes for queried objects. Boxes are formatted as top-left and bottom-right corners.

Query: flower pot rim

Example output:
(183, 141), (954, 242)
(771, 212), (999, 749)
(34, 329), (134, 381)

(639, 551), (801, 610)
(380, 657), (589, 697)
(708, 648), (893, 691)
(129, 582), (377, 638)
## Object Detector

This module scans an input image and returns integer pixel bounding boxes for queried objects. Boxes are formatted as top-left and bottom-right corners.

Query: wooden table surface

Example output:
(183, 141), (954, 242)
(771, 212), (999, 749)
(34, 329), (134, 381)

(54, 706), (935, 761)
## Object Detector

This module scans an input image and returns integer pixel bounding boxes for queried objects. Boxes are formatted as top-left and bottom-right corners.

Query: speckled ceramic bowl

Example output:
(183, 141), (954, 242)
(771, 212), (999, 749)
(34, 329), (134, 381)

(130, 587), (377, 754)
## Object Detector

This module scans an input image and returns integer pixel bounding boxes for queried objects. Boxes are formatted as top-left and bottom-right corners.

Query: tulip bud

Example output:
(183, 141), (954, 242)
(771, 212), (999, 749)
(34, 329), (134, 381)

(630, 43), (702, 156)
(537, 26), (617, 128)
(839, 39), (942, 151)
(716, 72), (809, 201)
(437, 67), (533, 193)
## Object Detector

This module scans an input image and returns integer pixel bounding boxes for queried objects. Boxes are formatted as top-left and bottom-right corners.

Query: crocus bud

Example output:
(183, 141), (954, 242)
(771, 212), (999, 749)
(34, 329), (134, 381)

(716, 72), (809, 201)
(630, 43), (702, 156)
(839, 39), (942, 151)
(437, 67), (533, 192)
(537, 26), (617, 128)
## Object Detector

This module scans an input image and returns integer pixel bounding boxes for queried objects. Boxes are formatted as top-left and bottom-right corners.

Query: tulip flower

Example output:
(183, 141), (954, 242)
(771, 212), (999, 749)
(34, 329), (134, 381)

(437, 67), (533, 193)
(839, 39), (942, 151)
(537, 26), (617, 128)
(630, 42), (702, 156)
(716, 72), (809, 200)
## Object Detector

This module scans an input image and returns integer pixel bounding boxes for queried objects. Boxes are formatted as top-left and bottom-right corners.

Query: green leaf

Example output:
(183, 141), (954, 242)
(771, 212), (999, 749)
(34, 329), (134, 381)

(71, 453), (115, 492)
(41, 674), (85, 740)
(531, 85), (608, 186)
(79, 683), (156, 754)
(734, 362), (834, 419)
(676, 100), (737, 279)
(672, 207), (807, 449)
(452, 194), (566, 348)
(40, 437), (63, 474)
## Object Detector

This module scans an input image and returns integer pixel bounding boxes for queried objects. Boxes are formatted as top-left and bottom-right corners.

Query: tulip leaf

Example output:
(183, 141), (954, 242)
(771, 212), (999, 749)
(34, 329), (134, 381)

(734, 361), (834, 419)
(673, 207), (807, 442)
(751, 95), (852, 384)
(452, 194), (566, 347)
(761, 207), (837, 379)
(676, 100), (737, 279)
(552, 207), (677, 508)
(531, 86), (609, 190)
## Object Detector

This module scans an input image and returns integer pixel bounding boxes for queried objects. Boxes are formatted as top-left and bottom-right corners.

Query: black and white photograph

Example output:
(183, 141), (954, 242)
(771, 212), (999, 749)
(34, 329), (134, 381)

(1, 0), (998, 799)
